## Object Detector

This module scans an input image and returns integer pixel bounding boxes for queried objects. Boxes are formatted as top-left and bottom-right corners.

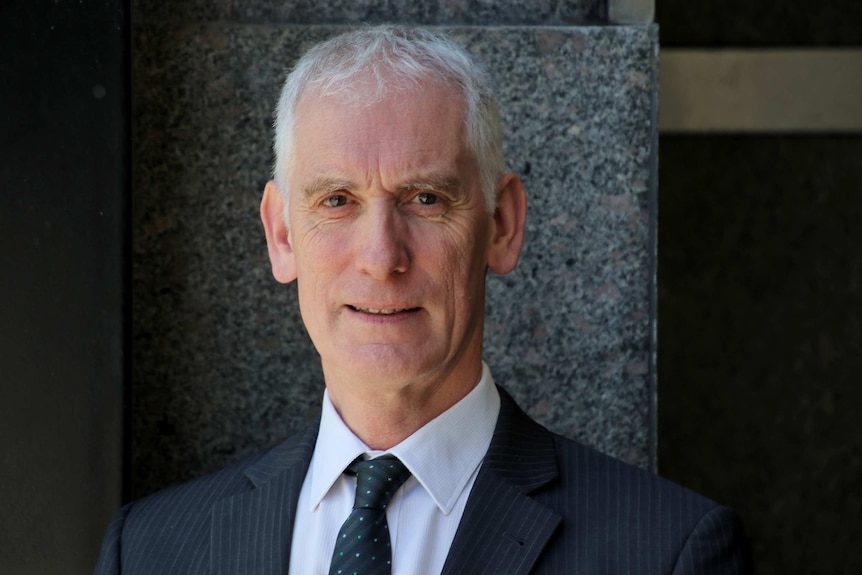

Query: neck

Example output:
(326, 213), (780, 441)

(325, 364), (483, 450)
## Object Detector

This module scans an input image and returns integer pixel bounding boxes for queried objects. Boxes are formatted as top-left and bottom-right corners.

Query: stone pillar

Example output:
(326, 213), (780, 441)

(132, 0), (658, 497)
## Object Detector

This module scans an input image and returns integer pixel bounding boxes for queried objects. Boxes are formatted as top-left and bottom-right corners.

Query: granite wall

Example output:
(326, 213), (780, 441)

(131, 0), (658, 497)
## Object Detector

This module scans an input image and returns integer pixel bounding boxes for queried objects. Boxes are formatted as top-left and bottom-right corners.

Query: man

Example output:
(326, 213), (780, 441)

(94, 26), (751, 574)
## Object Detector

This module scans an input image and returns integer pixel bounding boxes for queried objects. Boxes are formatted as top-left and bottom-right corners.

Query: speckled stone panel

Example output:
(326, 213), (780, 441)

(131, 24), (658, 497)
(133, 0), (608, 26)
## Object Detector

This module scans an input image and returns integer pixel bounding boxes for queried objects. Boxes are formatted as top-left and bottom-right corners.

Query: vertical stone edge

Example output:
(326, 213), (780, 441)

(648, 24), (659, 473)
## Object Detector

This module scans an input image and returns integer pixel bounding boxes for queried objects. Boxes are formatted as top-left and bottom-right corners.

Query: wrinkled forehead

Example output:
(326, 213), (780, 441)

(280, 72), (474, 200)
(287, 80), (478, 201)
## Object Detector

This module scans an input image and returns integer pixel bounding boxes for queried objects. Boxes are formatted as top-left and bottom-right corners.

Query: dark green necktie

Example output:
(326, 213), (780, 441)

(328, 455), (412, 575)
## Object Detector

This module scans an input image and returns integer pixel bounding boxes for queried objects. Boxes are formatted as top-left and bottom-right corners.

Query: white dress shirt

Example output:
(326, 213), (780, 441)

(288, 362), (501, 575)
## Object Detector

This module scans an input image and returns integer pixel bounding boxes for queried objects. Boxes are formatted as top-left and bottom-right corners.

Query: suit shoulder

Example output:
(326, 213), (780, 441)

(92, 425), (317, 575)
(127, 423), (317, 521)
(549, 432), (720, 516)
(532, 434), (752, 573)
(93, 447), (271, 575)
(118, 445), (271, 550)
(112, 428), (315, 572)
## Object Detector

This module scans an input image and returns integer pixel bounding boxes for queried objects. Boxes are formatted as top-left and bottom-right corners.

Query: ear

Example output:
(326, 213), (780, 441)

(486, 172), (527, 275)
(260, 180), (297, 284)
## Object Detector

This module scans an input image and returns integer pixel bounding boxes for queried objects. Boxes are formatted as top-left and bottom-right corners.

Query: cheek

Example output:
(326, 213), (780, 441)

(447, 223), (490, 281)
(425, 229), (487, 306)
(293, 237), (349, 321)
(425, 215), (487, 258)
(294, 225), (351, 278)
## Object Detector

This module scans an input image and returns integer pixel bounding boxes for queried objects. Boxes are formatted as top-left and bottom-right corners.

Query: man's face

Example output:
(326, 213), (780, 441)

(272, 80), (495, 401)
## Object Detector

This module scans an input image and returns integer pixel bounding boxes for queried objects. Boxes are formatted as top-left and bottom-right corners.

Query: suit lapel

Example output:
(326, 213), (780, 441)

(210, 424), (318, 575)
(207, 388), (558, 575)
(442, 388), (561, 575)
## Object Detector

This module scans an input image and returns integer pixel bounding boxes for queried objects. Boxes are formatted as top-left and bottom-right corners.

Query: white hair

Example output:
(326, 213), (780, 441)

(272, 25), (504, 213)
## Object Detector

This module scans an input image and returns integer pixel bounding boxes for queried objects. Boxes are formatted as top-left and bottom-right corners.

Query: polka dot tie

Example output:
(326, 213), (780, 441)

(328, 455), (412, 575)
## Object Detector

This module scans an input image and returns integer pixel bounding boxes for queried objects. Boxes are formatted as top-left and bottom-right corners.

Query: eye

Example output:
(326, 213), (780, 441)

(413, 192), (438, 205)
(324, 194), (348, 208)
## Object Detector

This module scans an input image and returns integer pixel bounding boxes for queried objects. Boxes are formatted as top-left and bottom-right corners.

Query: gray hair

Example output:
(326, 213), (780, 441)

(272, 25), (504, 212)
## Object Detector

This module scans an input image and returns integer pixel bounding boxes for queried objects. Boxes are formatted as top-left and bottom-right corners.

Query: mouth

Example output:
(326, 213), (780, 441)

(348, 305), (420, 315)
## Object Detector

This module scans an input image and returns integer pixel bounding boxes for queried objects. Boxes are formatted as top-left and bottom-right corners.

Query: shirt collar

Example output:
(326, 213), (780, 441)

(307, 362), (501, 515)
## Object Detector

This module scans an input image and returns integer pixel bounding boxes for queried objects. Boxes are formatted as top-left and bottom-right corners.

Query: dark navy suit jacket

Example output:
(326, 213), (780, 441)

(94, 388), (752, 574)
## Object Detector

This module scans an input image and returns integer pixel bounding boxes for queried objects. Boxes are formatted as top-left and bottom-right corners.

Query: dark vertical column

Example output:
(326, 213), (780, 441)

(0, 1), (128, 573)
(656, 2), (862, 574)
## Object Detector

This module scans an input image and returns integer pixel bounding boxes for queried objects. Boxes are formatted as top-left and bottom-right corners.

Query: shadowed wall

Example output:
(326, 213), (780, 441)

(657, 1), (862, 573)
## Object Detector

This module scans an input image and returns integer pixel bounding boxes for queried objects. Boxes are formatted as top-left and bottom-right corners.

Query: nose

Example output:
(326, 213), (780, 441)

(354, 204), (410, 279)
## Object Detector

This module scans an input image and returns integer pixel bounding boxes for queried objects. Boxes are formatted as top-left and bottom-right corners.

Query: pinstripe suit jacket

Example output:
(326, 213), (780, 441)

(94, 388), (752, 574)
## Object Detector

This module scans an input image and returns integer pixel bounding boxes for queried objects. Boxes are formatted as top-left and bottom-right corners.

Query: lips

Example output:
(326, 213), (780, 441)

(349, 305), (419, 315)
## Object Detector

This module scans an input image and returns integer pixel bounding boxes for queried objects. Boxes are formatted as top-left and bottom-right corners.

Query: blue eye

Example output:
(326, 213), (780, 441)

(415, 192), (438, 205)
(325, 195), (347, 207)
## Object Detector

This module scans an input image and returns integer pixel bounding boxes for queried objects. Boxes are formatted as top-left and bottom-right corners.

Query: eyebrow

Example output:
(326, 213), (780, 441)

(301, 173), (463, 198)
(301, 177), (355, 199)
(397, 173), (461, 195)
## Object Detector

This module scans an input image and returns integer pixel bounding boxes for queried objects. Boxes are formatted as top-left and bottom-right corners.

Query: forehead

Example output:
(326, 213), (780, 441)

(296, 76), (464, 131)
(290, 79), (470, 181)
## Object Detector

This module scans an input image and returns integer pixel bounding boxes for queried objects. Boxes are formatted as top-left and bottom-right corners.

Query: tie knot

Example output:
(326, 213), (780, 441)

(349, 455), (411, 510)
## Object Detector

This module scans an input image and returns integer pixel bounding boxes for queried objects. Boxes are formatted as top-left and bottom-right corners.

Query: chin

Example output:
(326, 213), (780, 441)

(332, 347), (442, 386)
